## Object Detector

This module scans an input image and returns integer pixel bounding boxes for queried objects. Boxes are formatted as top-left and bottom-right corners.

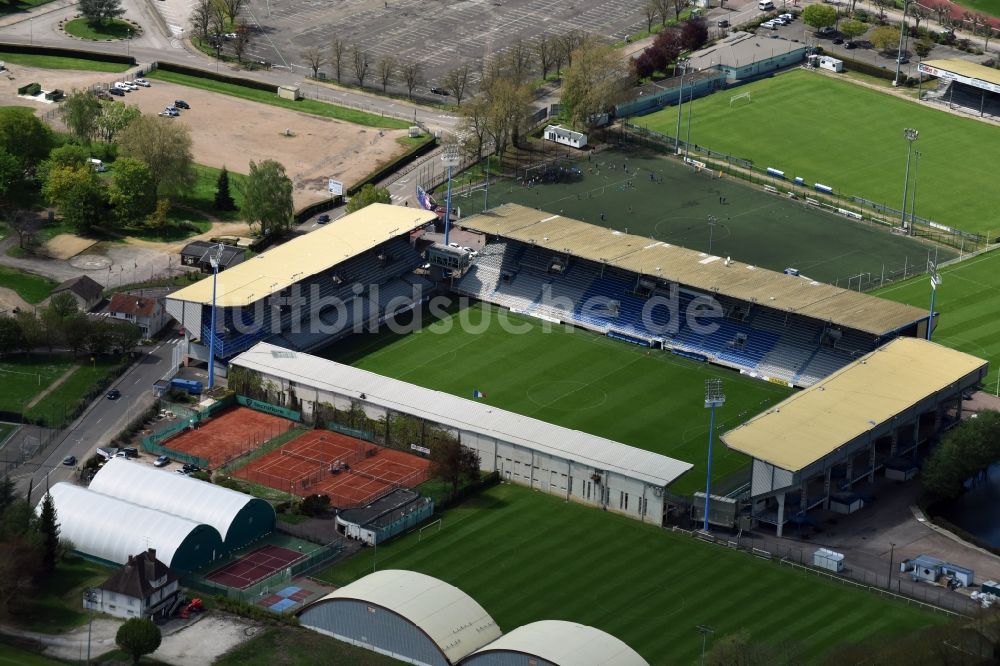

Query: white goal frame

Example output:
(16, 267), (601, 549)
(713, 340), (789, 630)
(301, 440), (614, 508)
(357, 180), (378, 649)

(729, 92), (752, 108)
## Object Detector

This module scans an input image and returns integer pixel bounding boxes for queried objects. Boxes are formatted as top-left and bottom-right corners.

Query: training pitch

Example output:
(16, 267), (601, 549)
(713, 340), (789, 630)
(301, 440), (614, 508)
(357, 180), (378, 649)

(639, 70), (1000, 237)
(876, 249), (1000, 391)
(319, 483), (940, 664)
(323, 302), (792, 495)
(473, 148), (952, 285)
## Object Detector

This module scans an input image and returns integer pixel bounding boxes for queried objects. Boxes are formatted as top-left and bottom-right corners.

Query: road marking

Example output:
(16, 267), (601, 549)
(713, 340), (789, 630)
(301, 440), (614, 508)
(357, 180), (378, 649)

(134, 377), (142, 384)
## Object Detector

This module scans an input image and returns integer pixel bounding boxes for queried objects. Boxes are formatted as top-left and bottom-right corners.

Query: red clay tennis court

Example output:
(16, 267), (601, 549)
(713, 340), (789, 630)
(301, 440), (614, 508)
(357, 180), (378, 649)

(205, 544), (304, 589)
(234, 429), (432, 507)
(162, 406), (296, 467)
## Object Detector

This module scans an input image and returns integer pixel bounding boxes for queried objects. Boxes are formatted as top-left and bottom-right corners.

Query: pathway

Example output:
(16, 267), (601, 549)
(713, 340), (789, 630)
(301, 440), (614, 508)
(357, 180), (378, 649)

(23, 363), (78, 410)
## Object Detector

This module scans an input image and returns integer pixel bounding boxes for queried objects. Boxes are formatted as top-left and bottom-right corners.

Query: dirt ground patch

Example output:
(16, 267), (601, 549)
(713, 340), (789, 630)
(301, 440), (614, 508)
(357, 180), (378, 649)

(43, 234), (97, 260)
(152, 614), (262, 665)
(0, 286), (34, 314)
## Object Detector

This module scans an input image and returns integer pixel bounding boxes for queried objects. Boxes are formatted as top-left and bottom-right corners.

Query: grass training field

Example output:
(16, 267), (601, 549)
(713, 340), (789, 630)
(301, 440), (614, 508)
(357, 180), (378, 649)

(146, 69), (410, 129)
(0, 355), (76, 413)
(952, 0), (1000, 18)
(876, 249), (1000, 390)
(0, 50), (130, 72)
(476, 148), (952, 284)
(319, 483), (940, 664)
(640, 70), (1000, 237)
(324, 302), (792, 495)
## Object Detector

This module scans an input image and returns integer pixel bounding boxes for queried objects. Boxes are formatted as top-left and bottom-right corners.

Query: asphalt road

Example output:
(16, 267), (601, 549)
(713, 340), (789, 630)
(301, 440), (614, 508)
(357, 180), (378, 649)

(10, 338), (183, 500)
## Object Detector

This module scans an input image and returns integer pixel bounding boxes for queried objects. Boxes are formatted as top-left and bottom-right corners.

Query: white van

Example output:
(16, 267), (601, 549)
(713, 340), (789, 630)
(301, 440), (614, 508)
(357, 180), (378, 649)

(758, 0), (775, 9)
(88, 158), (106, 172)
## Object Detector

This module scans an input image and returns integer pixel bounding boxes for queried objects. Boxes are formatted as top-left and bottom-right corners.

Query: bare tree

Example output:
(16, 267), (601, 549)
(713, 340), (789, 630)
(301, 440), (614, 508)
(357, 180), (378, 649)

(670, 0), (686, 21)
(302, 47), (325, 78)
(351, 45), (370, 88)
(533, 35), (554, 80)
(190, 0), (212, 41)
(653, 0), (670, 26)
(219, 0), (245, 25)
(232, 20), (252, 63)
(643, 2), (657, 33)
(400, 61), (423, 100)
(375, 55), (396, 92)
(442, 63), (471, 106)
(975, 13), (994, 50)
(459, 95), (490, 162)
(329, 37), (346, 83)
(872, 0), (889, 23)
(559, 30), (587, 68)
(9, 211), (37, 252)
(209, 2), (226, 43)
(910, 5), (929, 32)
(503, 38), (532, 83)
(933, 3), (948, 26)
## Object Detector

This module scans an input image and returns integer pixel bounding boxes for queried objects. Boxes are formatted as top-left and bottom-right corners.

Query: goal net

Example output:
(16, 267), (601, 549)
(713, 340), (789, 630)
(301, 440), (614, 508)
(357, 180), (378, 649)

(729, 92), (752, 109)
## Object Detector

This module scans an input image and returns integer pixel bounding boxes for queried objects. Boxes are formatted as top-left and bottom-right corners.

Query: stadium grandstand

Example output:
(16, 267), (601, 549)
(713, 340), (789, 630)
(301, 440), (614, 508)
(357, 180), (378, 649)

(165, 204), (437, 370)
(88, 458), (275, 551)
(299, 569), (502, 665)
(721, 337), (988, 535)
(920, 59), (1000, 119)
(454, 204), (930, 387)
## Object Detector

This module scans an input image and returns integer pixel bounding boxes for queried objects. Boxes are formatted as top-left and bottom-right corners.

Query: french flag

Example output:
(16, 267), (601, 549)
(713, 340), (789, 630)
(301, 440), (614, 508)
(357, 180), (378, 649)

(473, 389), (486, 399)
(416, 185), (436, 211)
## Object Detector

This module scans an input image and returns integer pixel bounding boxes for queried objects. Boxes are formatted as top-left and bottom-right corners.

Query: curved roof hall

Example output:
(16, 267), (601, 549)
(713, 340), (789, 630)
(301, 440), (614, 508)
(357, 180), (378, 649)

(301, 569), (502, 664)
(40, 483), (223, 571)
(462, 620), (649, 666)
(89, 458), (273, 544)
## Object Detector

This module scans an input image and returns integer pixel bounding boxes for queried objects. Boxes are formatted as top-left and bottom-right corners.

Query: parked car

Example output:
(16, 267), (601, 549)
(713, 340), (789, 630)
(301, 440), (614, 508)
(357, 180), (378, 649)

(106, 389), (121, 400)
(317, 213), (331, 224)
(182, 463), (201, 473)
(224, 32), (238, 39)
(779, 12), (794, 21)
(134, 78), (151, 87)
(113, 82), (131, 92)
(761, 20), (778, 29)
(817, 26), (836, 37)
(154, 455), (171, 467)
(896, 55), (910, 64)
(717, 18), (730, 28)
(175, 468), (191, 475)
(174, 100), (190, 109)
(62, 455), (76, 466)
(121, 447), (139, 459)
(833, 37), (844, 44)
(108, 88), (125, 97)
(845, 41), (857, 49)
(430, 87), (449, 96)
(162, 106), (179, 116)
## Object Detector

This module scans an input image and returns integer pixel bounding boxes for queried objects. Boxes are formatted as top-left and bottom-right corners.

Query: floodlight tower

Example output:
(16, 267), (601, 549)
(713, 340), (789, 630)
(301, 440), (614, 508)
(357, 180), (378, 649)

(703, 378), (725, 532)
(442, 145), (460, 246)
(927, 259), (940, 341)
(675, 59), (689, 155)
(202, 243), (225, 390)
(900, 128), (918, 234)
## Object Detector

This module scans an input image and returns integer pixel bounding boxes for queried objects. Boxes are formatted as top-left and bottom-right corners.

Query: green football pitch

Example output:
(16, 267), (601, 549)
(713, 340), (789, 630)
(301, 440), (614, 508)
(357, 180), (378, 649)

(318, 483), (941, 664)
(322, 302), (792, 495)
(638, 70), (1000, 238)
(875, 249), (1000, 390)
(472, 148), (953, 285)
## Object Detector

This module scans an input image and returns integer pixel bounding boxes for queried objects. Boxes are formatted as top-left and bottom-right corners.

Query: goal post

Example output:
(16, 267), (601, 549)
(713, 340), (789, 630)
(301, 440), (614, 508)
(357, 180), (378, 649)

(729, 92), (752, 109)
(418, 519), (442, 542)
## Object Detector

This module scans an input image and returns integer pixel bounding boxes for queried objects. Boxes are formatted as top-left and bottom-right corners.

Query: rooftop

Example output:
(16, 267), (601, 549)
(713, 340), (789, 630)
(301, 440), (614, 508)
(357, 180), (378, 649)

(338, 488), (425, 528)
(462, 204), (927, 336)
(52, 275), (103, 302)
(688, 31), (807, 70)
(921, 59), (1000, 89)
(108, 293), (160, 318)
(468, 620), (648, 666)
(168, 204), (436, 307)
(722, 337), (988, 472)
(233, 342), (693, 488)
(99, 548), (177, 599)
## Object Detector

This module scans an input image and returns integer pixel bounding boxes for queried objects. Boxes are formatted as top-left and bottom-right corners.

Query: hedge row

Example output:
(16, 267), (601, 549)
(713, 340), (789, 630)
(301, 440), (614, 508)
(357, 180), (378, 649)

(346, 135), (437, 196)
(154, 60), (276, 93)
(0, 42), (134, 65)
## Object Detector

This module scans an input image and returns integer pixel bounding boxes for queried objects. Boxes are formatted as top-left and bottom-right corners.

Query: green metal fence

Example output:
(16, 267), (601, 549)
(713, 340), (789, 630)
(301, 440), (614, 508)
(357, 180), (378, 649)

(237, 396), (301, 421)
(325, 422), (377, 443)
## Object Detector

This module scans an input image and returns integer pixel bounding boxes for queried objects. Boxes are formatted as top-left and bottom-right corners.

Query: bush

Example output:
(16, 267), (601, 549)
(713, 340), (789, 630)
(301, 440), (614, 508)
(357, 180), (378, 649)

(299, 494), (330, 517)
(208, 596), (300, 625)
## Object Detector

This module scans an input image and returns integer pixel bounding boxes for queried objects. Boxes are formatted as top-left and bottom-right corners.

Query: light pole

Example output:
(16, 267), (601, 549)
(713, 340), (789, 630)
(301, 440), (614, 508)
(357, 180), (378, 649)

(127, 28), (131, 59)
(900, 128), (918, 234)
(84, 588), (99, 664)
(908, 149), (921, 230)
(685, 85), (694, 161)
(675, 59), (688, 154)
(697, 624), (714, 665)
(887, 542), (896, 590)
(707, 215), (717, 255)
(927, 261), (940, 341)
(441, 145), (460, 246)
(703, 379), (725, 532)
(893, 0), (909, 86)
(202, 243), (225, 390)
(29, 18), (32, 45)
(483, 153), (490, 213)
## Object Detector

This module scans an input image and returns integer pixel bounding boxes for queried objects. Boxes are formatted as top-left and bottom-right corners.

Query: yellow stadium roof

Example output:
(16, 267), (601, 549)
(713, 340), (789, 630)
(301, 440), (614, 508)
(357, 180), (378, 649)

(922, 59), (1000, 88)
(722, 338), (988, 472)
(169, 204), (436, 307)
(462, 204), (927, 335)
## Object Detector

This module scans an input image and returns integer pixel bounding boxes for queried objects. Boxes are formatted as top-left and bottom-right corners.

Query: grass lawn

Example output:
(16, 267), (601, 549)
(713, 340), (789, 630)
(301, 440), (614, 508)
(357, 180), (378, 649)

(951, 0), (1000, 18)
(640, 69), (1000, 237)
(25, 357), (123, 427)
(0, 51), (129, 73)
(0, 422), (16, 446)
(8, 556), (112, 633)
(318, 484), (940, 664)
(146, 70), (410, 130)
(875, 249), (1000, 391)
(0, 266), (57, 304)
(172, 163), (247, 223)
(0, 355), (75, 413)
(63, 18), (135, 40)
(480, 148), (951, 284)
(214, 626), (401, 666)
(0, 643), (65, 665)
(321, 302), (793, 495)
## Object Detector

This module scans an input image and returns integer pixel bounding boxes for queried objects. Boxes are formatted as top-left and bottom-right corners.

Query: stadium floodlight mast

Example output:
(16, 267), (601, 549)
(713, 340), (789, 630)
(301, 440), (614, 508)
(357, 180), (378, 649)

(702, 379), (725, 532)
(441, 145), (461, 246)
(675, 59), (690, 155)
(696, 624), (714, 665)
(927, 257), (940, 341)
(893, 0), (910, 87)
(900, 128), (918, 234)
(201, 243), (226, 390)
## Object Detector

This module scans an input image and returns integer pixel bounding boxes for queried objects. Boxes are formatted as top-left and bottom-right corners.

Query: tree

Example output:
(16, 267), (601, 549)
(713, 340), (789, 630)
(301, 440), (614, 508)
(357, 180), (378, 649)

(802, 4), (838, 30)
(910, 5), (929, 32)
(561, 37), (631, 128)
(922, 411), (1000, 499)
(442, 64), (471, 106)
(95, 100), (140, 144)
(146, 198), (171, 230)
(302, 46), (325, 78)
(459, 95), (490, 161)
(400, 62), (423, 100)
(670, 0), (686, 21)
(649, 27), (682, 71)
(15, 311), (45, 352)
(838, 18), (868, 43)
(933, 4), (949, 27)
(0, 107), (52, 172)
(36, 492), (59, 575)
(232, 21), (252, 63)
(974, 13), (995, 50)
(240, 159), (293, 238)
(872, 0), (890, 23)
(108, 157), (157, 227)
(0, 316), (26, 356)
(870, 24), (902, 52)
(500, 39), (532, 83)
(214, 166), (236, 211)
(41, 292), (79, 349)
(351, 45), (370, 87)
(345, 183), (390, 213)
(219, 0), (244, 24)
(914, 38), (934, 58)
(190, 0), (212, 40)
(482, 76), (531, 163)
(375, 55), (396, 92)
(680, 18), (708, 50)
(0, 476), (14, 513)
(7, 211), (37, 253)
(533, 35), (555, 80)
(117, 114), (194, 193)
(329, 37), (346, 83)
(559, 29), (587, 68)
(643, 1), (657, 33)
(109, 320), (142, 352)
(42, 165), (106, 233)
(79, 0), (124, 25)
(59, 90), (102, 144)
(115, 618), (161, 665)
(429, 438), (480, 497)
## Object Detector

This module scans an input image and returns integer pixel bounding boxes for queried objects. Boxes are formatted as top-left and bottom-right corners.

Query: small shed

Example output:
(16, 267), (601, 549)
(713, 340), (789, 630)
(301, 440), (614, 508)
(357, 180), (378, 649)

(829, 492), (864, 515)
(902, 554), (974, 587)
(336, 488), (433, 545)
(884, 457), (919, 481)
(544, 124), (587, 149)
(813, 548), (845, 573)
(983, 580), (1000, 596)
(278, 85), (302, 100)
